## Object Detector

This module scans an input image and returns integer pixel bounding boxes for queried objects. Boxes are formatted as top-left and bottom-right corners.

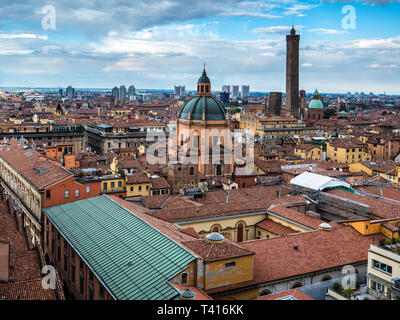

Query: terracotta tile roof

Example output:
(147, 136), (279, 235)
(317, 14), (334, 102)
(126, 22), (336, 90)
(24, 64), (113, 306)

(0, 279), (58, 300)
(162, 195), (203, 209)
(256, 219), (299, 235)
(183, 238), (254, 262)
(258, 289), (314, 300)
(0, 195), (64, 300)
(126, 171), (151, 184)
(141, 194), (170, 209)
(241, 226), (381, 284)
(179, 227), (201, 239)
(116, 156), (144, 170)
(169, 283), (213, 300)
(0, 139), (72, 190)
(328, 139), (365, 149)
(267, 205), (324, 230)
(149, 200), (269, 223)
(150, 176), (170, 189)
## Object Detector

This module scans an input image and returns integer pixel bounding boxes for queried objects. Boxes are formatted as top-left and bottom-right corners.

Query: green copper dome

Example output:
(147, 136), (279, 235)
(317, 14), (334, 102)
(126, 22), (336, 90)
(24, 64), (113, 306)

(309, 99), (323, 109)
(179, 95), (226, 120)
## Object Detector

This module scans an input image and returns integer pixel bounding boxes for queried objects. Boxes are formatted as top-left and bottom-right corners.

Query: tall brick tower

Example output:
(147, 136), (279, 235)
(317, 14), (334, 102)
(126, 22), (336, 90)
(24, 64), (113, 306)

(286, 26), (300, 119)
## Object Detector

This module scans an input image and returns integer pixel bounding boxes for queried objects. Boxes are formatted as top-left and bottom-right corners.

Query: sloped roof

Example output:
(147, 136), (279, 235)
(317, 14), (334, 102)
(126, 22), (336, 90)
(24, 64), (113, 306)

(241, 226), (380, 284)
(43, 195), (196, 300)
(290, 171), (351, 191)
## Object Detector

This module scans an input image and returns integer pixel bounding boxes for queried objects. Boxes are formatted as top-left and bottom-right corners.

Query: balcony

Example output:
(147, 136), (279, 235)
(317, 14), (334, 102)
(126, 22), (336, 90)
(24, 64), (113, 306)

(392, 278), (400, 296)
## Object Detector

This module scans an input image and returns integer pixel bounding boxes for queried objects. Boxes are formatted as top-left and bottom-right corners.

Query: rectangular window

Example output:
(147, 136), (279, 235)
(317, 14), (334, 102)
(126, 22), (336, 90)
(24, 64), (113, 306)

(139, 186), (142, 191)
(372, 260), (392, 275)
(118, 181), (122, 188)
(111, 182), (115, 188)
(65, 189), (69, 199)
(46, 190), (51, 200)
(75, 189), (79, 197)
(103, 183), (107, 192)
(86, 185), (90, 194)
(225, 261), (236, 268)
(181, 273), (188, 285)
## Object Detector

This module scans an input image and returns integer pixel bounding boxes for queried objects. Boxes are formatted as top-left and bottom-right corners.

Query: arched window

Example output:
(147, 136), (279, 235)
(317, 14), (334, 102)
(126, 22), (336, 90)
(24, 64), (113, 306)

(291, 282), (303, 289)
(237, 222), (244, 242)
(321, 275), (332, 282)
(259, 289), (271, 297)
(211, 225), (220, 233)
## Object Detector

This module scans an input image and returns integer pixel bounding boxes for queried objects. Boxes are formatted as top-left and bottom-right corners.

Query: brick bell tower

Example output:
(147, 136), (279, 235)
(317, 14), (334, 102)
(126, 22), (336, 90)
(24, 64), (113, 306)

(286, 26), (300, 119)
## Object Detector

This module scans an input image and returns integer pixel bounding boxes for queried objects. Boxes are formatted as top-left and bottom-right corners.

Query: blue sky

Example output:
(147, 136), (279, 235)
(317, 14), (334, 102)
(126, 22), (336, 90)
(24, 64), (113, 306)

(0, 0), (399, 93)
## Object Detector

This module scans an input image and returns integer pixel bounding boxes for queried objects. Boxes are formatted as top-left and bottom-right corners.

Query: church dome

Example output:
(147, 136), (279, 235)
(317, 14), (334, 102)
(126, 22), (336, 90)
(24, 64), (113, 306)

(179, 96), (226, 120)
(178, 67), (226, 121)
(309, 99), (323, 109)
(308, 89), (323, 109)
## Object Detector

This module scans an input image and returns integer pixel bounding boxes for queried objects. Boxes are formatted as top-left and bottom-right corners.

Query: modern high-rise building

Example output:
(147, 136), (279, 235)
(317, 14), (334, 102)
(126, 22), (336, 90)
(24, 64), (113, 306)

(231, 85), (239, 99)
(241, 85), (250, 98)
(286, 26), (300, 119)
(174, 86), (185, 96)
(119, 85), (126, 102)
(128, 85), (136, 99)
(66, 86), (75, 99)
(111, 87), (119, 101)
(267, 92), (282, 116)
(222, 85), (230, 94)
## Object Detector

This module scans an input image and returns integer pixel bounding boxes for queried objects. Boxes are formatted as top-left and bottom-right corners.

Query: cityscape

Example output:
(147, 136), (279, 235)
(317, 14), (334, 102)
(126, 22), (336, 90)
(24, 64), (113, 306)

(0, 0), (400, 311)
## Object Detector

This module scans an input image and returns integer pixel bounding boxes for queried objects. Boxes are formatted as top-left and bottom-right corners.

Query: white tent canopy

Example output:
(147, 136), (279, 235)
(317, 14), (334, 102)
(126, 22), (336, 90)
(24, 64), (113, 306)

(290, 171), (351, 192)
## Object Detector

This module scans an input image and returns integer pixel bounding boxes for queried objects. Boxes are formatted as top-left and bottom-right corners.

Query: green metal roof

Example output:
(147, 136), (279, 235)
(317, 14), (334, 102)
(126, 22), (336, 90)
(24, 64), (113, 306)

(179, 95), (226, 120)
(43, 195), (196, 300)
(309, 99), (323, 109)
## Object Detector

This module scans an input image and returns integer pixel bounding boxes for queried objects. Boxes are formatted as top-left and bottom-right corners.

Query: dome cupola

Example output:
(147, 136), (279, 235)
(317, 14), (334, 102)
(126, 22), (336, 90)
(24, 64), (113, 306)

(178, 66), (226, 121)
(308, 89), (324, 109)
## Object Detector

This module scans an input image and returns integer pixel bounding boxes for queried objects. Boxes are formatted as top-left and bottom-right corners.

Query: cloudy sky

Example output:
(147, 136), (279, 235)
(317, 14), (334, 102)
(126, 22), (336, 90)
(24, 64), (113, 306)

(0, 0), (399, 93)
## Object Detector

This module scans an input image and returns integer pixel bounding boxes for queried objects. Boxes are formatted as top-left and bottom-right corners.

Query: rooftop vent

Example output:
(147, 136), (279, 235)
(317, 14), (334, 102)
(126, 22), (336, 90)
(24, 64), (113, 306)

(35, 167), (48, 175)
(206, 232), (224, 244)
(180, 289), (195, 300)
(318, 222), (332, 231)
(293, 245), (299, 250)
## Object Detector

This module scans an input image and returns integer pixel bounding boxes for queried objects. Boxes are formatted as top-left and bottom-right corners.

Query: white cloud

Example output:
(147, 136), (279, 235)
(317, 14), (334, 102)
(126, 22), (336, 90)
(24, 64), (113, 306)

(0, 33), (48, 40)
(309, 28), (348, 35)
